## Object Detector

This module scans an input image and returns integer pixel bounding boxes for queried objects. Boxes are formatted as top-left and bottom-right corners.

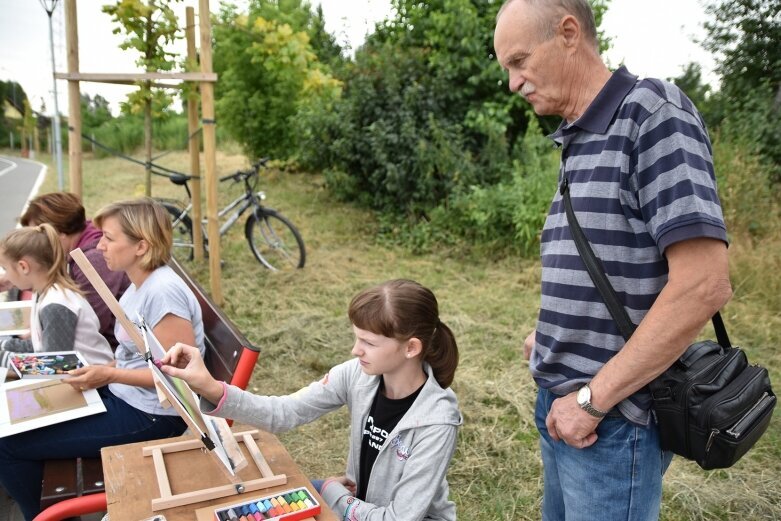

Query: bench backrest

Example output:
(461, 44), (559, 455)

(168, 256), (260, 390)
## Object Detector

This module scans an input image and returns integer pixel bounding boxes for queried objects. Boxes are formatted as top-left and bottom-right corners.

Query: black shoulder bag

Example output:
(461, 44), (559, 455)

(560, 177), (775, 470)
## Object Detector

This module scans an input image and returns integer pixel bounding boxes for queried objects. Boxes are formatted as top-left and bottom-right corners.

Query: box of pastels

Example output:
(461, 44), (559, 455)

(212, 487), (321, 521)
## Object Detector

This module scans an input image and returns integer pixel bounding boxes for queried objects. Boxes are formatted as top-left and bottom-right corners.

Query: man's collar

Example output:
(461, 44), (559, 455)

(550, 65), (638, 142)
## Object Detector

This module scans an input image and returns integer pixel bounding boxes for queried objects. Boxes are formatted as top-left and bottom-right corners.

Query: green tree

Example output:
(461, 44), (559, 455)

(702, 0), (781, 181)
(304, 0), (611, 220)
(81, 93), (114, 131)
(213, 5), (341, 159)
(240, 0), (346, 68)
(103, 0), (182, 195)
(0, 80), (29, 147)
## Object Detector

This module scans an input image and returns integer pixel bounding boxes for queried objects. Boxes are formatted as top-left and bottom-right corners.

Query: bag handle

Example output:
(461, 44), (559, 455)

(559, 177), (731, 348)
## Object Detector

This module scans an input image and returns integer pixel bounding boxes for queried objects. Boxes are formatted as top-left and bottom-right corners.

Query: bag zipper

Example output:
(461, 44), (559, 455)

(706, 392), (774, 454)
(725, 392), (774, 438)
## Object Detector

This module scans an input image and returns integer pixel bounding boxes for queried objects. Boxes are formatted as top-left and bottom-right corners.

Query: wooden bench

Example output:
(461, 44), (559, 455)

(34, 256), (261, 521)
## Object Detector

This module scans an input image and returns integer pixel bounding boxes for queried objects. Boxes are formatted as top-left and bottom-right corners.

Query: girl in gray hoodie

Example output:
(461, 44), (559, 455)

(163, 279), (462, 521)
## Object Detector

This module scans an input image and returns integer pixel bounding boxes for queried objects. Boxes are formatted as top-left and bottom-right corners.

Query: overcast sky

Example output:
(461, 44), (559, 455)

(0, 0), (717, 117)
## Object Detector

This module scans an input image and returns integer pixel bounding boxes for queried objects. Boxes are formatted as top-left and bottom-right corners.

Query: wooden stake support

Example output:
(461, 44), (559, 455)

(61, 1), (224, 299)
(143, 429), (287, 511)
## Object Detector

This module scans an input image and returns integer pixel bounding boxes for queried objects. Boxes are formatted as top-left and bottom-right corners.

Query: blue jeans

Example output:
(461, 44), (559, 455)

(0, 387), (187, 520)
(535, 388), (673, 521)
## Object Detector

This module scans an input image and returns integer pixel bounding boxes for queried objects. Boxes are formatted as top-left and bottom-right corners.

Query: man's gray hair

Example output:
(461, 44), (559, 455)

(497, 0), (599, 49)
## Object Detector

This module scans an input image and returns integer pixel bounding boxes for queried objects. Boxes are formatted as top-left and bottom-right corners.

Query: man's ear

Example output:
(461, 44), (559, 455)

(559, 14), (580, 47)
(406, 337), (424, 359)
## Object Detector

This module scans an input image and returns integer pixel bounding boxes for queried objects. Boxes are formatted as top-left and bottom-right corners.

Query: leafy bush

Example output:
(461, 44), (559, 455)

(426, 112), (559, 256)
(304, 0), (524, 218)
(213, 6), (341, 160)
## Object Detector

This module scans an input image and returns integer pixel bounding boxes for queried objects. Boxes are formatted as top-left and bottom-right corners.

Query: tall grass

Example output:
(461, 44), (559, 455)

(22, 143), (781, 520)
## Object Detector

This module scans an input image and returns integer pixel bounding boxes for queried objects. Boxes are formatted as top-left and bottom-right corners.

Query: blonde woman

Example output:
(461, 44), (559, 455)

(0, 223), (113, 366)
(0, 198), (205, 520)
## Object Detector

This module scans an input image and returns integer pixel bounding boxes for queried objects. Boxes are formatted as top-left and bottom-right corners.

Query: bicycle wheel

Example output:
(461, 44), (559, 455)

(245, 208), (306, 271)
(160, 201), (194, 261)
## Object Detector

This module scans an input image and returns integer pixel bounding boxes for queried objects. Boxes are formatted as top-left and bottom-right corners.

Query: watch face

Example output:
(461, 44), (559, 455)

(577, 385), (590, 405)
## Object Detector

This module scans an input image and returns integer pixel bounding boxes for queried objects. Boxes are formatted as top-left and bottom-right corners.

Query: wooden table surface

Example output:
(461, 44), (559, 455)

(101, 428), (338, 521)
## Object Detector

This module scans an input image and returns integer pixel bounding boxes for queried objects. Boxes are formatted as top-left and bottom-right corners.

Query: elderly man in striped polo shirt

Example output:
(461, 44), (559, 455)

(495, 1), (732, 520)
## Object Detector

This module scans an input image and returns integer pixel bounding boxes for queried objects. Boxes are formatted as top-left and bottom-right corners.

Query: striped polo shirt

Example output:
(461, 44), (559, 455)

(530, 66), (728, 425)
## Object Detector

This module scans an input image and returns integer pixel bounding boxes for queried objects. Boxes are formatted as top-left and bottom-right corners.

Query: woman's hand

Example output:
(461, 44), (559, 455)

(325, 475), (357, 495)
(161, 342), (223, 402)
(65, 365), (115, 391)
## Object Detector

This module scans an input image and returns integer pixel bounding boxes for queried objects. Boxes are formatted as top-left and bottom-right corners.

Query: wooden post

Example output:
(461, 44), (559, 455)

(34, 126), (40, 157)
(198, 0), (222, 303)
(186, 7), (204, 262)
(65, 0), (82, 196)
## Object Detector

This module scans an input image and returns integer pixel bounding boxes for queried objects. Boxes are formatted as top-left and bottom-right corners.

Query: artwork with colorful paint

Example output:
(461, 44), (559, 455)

(9, 351), (86, 379)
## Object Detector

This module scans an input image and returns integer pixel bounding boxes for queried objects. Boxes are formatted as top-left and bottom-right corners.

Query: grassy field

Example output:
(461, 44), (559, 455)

(17, 148), (781, 520)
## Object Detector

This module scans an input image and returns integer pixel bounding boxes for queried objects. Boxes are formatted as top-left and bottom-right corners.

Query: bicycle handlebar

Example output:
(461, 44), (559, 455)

(219, 158), (271, 183)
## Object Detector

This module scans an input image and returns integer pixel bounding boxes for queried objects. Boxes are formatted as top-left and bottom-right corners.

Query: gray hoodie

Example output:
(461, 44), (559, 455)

(201, 358), (462, 520)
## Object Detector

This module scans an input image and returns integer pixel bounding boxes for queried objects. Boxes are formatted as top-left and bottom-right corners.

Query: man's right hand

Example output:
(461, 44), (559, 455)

(523, 330), (536, 360)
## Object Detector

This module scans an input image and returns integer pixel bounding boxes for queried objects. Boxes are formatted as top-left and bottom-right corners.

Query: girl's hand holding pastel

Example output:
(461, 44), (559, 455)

(160, 342), (223, 402)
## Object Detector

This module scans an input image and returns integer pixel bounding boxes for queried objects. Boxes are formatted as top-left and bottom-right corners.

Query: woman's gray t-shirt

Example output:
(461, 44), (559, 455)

(109, 265), (205, 416)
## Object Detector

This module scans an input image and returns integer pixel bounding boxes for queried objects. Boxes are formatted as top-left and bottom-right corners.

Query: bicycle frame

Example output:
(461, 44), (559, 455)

(209, 192), (258, 237)
(167, 191), (265, 239)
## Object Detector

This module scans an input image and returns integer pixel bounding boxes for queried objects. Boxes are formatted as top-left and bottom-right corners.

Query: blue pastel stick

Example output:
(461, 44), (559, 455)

(240, 505), (252, 516)
(249, 503), (259, 514)
(256, 501), (268, 513)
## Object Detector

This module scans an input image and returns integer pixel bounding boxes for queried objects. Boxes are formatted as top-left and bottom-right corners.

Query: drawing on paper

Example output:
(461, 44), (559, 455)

(7, 380), (87, 424)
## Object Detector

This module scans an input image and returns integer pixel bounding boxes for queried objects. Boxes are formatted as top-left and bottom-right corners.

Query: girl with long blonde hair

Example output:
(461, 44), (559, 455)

(0, 224), (113, 366)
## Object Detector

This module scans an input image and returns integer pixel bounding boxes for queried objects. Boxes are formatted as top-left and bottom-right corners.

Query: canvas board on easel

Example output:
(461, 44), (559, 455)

(0, 379), (106, 437)
(137, 317), (240, 475)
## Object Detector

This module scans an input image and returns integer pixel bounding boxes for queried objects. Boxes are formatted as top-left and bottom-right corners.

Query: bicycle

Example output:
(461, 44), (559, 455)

(155, 158), (306, 271)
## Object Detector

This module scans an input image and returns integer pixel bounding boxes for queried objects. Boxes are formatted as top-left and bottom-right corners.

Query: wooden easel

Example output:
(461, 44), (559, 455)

(144, 429), (287, 511)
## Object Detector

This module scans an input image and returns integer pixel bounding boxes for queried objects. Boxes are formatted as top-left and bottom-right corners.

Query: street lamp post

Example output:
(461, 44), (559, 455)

(41, 0), (64, 190)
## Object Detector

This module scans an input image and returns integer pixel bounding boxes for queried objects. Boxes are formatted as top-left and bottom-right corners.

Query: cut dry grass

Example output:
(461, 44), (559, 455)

(24, 149), (781, 520)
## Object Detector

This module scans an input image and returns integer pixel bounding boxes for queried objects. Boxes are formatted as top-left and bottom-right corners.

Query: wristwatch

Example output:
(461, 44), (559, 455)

(576, 383), (608, 418)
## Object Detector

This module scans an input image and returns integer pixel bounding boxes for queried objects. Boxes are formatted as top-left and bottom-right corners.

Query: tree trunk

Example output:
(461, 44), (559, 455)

(144, 87), (152, 197)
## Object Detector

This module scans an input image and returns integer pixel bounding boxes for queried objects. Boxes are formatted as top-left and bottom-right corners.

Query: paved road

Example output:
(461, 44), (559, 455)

(0, 155), (44, 520)
(0, 155), (47, 237)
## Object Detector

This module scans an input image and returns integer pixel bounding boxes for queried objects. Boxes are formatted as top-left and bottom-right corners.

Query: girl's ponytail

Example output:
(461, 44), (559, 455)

(37, 223), (77, 295)
(425, 320), (459, 389)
